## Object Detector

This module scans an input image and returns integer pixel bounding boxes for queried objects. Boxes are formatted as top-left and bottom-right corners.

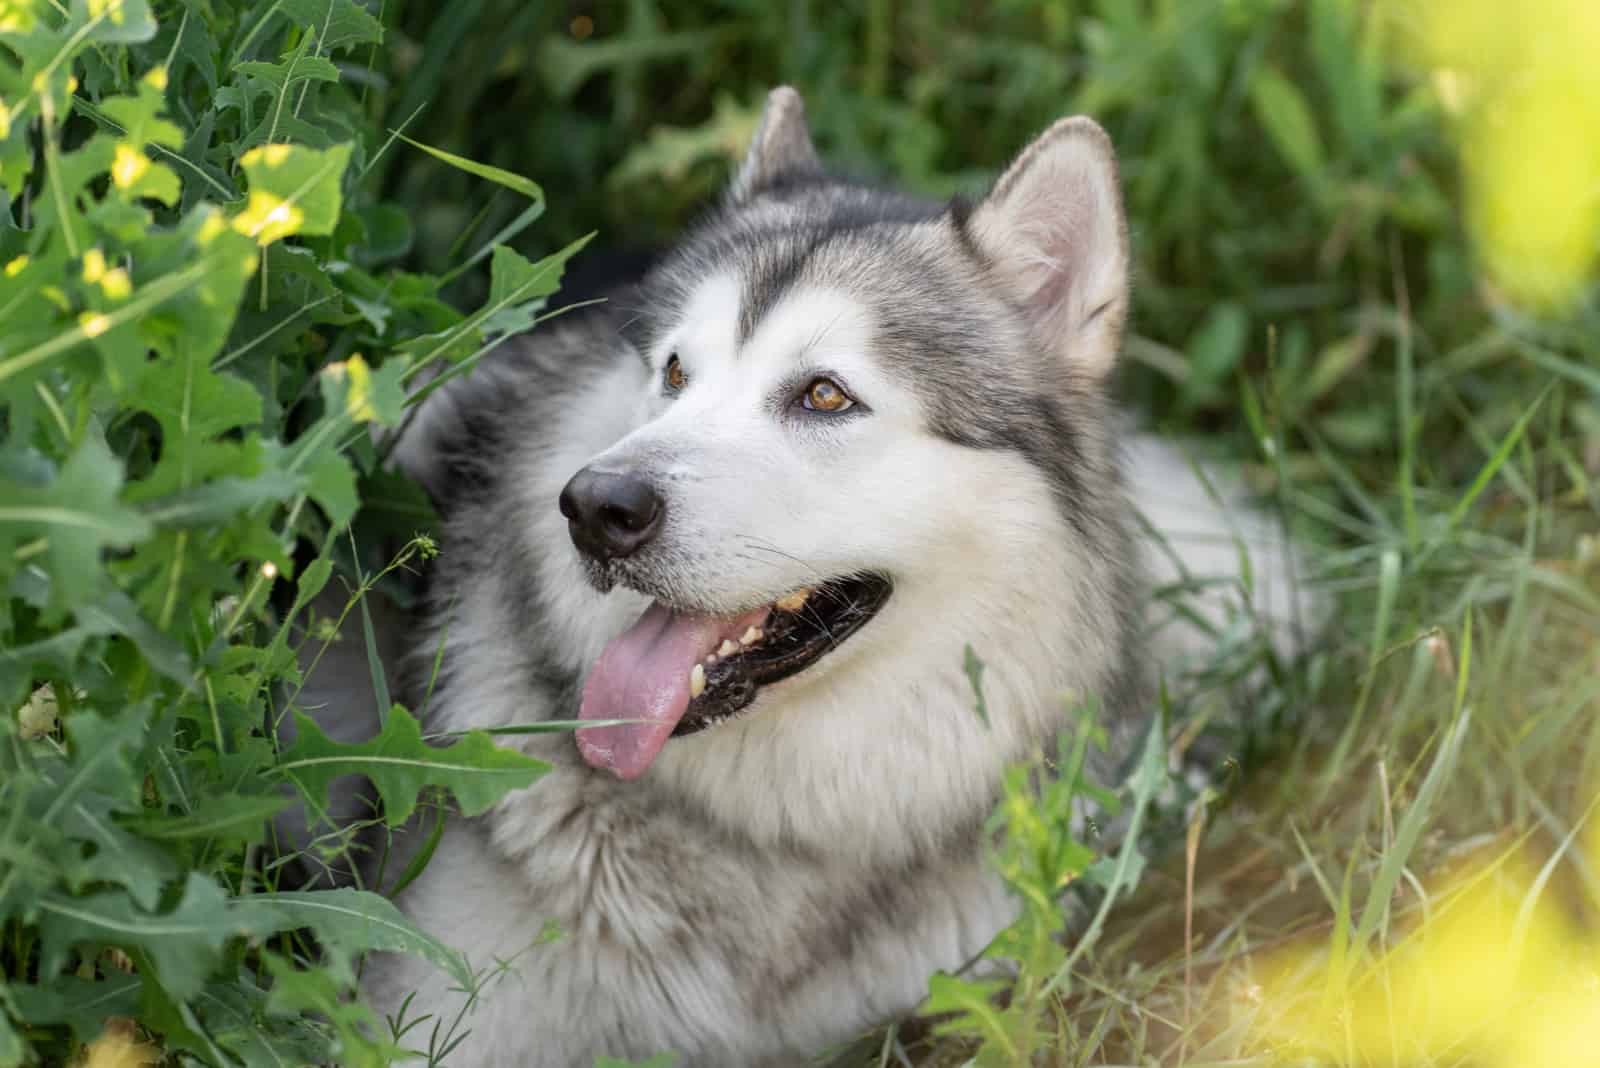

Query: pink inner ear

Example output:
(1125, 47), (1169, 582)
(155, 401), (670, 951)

(971, 125), (1128, 375)
(1022, 245), (1077, 322)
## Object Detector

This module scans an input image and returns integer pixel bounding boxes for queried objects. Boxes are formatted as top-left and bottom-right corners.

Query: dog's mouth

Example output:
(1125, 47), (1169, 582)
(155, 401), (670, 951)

(575, 573), (892, 780)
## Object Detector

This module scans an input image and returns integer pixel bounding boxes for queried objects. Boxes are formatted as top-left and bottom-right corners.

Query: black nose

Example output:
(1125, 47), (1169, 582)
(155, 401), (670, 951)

(558, 468), (665, 562)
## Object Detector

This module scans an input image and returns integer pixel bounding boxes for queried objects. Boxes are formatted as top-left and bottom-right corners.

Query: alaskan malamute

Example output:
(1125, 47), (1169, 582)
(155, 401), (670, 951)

(298, 87), (1309, 1066)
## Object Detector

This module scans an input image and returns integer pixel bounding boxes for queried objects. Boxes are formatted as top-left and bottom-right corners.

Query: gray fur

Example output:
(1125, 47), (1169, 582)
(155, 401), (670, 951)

(291, 88), (1314, 1066)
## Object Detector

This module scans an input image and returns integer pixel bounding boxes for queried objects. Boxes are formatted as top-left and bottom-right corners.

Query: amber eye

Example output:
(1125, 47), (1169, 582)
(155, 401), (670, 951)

(801, 377), (853, 413)
(664, 353), (687, 392)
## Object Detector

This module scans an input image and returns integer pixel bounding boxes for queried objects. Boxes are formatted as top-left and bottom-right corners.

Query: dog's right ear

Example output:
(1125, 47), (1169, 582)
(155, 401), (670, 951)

(728, 86), (821, 202)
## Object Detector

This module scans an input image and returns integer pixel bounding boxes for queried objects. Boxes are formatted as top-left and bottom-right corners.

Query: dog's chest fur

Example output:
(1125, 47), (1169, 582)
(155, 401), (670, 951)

(368, 771), (1014, 1066)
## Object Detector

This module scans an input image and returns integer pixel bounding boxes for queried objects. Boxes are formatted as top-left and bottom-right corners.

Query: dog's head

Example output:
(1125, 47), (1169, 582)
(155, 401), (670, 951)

(407, 90), (1143, 860)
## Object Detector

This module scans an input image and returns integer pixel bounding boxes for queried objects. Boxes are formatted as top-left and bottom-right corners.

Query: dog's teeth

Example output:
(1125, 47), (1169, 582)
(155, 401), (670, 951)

(740, 626), (763, 646)
(689, 663), (706, 698)
(775, 588), (813, 613)
(718, 639), (739, 657)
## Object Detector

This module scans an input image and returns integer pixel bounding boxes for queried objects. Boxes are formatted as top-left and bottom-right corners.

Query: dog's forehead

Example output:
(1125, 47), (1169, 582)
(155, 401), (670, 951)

(658, 271), (881, 385)
(657, 221), (987, 373)
(733, 223), (965, 345)
(669, 272), (741, 363)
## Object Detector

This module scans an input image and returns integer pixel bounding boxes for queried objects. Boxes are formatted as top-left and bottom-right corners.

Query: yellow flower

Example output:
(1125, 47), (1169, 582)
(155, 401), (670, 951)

(79, 1029), (158, 1068)
(100, 268), (132, 301)
(326, 354), (379, 423)
(231, 190), (304, 246)
(81, 248), (107, 284)
(110, 143), (150, 190)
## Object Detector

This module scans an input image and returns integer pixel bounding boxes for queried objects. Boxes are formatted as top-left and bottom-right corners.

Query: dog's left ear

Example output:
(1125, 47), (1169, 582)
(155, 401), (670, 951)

(729, 86), (821, 202)
(968, 117), (1129, 381)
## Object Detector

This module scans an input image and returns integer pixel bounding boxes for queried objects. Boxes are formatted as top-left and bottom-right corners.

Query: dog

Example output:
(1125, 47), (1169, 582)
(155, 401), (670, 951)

(291, 87), (1311, 1066)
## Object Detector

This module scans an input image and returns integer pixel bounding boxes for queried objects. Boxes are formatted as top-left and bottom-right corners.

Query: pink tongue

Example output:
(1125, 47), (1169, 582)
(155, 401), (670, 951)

(577, 601), (767, 779)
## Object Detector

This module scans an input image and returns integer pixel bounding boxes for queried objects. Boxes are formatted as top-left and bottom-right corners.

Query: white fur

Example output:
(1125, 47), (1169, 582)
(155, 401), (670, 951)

(292, 110), (1318, 1067)
(1124, 434), (1314, 674)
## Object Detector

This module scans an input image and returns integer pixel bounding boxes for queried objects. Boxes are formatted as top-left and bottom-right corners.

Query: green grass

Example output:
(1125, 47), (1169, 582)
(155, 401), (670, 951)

(3, 0), (1598, 1064)
(853, 331), (1597, 1066)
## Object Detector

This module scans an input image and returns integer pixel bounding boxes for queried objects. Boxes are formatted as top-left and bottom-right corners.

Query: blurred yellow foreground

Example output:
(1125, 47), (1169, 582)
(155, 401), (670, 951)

(1394, 0), (1600, 310)
(1240, 784), (1600, 1066)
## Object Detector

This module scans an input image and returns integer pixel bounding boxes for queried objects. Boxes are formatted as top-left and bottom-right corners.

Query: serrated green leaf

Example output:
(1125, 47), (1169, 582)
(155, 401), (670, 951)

(79, 590), (193, 681)
(923, 973), (1015, 1047)
(0, 619), (115, 697)
(237, 109), (337, 153)
(99, 72), (184, 149)
(57, 790), (177, 910)
(482, 244), (566, 336)
(119, 153), (181, 206)
(132, 966), (235, 1063)
(25, 136), (113, 259)
(190, 978), (333, 1066)
(395, 321), (485, 369)
(319, 353), (407, 426)
(289, 557), (335, 617)
(19, 705), (177, 910)
(276, 703), (549, 826)
(124, 353), (272, 550)
(303, 445), (359, 527)
(169, 7), (219, 94)
(139, 468), (305, 526)
(132, 354), (262, 458)
(234, 142), (352, 244)
(72, 0), (157, 44)
(402, 233), (590, 390)
(233, 887), (471, 987)
(123, 793), (289, 843)
(8, 975), (142, 1043)
(1083, 850), (1146, 889)
(259, 958), (393, 1067)
(38, 874), (246, 999)
(0, 209), (256, 397)
(236, 55), (341, 98)
(0, 126), (35, 199)
(278, 0), (384, 52)
(0, 432), (152, 613)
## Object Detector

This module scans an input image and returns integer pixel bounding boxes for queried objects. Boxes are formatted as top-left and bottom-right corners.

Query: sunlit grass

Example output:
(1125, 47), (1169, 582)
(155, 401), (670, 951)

(1241, 804), (1600, 1066)
(1223, 8), (1600, 1057)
